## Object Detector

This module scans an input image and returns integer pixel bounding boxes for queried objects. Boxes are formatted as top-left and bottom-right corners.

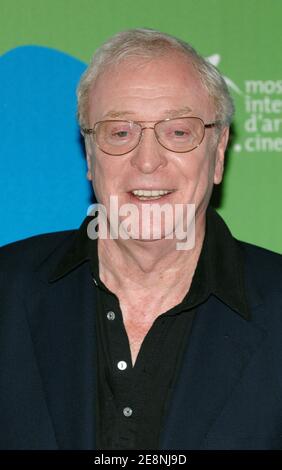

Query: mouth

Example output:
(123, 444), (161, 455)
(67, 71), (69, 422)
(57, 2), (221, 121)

(129, 189), (175, 201)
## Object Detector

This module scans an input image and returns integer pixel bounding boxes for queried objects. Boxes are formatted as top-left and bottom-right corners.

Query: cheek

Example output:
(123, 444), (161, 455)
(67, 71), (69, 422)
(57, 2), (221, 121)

(178, 149), (211, 184)
(198, 154), (216, 191)
(90, 156), (108, 201)
(178, 148), (216, 203)
(91, 155), (124, 201)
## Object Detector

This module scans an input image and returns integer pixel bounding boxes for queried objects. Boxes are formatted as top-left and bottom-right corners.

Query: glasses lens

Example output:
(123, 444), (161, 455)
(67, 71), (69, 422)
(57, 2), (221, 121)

(95, 121), (140, 155)
(156, 117), (204, 152)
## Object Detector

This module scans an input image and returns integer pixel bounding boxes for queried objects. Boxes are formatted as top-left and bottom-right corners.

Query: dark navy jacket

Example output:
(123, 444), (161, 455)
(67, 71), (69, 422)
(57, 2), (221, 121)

(0, 212), (282, 450)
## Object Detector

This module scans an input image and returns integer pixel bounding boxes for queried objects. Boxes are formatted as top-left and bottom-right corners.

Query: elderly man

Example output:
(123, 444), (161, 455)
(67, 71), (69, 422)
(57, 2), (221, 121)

(0, 29), (281, 451)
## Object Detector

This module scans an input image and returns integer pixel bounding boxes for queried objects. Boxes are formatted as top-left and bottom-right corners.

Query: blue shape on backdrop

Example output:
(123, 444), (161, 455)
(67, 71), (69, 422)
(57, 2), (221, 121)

(0, 46), (91, 246)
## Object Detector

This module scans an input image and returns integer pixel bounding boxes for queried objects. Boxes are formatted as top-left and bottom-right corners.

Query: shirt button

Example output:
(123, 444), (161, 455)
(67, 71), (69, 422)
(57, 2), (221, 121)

(117, 360), (127, 370)
(93, 278), (98, 286)
(106, 311), (115, 320)
(123, 407), (133, 417)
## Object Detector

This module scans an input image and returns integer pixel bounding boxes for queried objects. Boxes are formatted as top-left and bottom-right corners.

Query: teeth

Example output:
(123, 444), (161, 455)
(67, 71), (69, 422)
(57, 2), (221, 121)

(132, 189), (172, 197)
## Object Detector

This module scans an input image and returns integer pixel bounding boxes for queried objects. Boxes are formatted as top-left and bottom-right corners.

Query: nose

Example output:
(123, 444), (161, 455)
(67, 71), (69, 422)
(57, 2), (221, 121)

(130, 128), (168, 174)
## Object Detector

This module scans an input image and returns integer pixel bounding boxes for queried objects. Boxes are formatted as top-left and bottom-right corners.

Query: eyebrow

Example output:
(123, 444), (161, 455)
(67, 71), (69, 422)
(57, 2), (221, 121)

(102, 106), (192, 120)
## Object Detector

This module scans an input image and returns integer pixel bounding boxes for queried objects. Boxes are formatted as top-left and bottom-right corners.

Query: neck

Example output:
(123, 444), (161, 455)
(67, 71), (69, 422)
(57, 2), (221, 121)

(98, 212), (206, 297)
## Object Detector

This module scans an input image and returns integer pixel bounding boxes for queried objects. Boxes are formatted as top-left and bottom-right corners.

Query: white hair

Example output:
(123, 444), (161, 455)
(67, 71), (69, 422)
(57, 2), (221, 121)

(77, 28), (234, 128)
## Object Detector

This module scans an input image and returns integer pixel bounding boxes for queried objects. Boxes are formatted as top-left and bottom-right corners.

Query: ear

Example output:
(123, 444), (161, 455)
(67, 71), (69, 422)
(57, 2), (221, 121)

(84, 137), (93, 181)
(86, 153), (92, 181)
(213, 127), (229, 185)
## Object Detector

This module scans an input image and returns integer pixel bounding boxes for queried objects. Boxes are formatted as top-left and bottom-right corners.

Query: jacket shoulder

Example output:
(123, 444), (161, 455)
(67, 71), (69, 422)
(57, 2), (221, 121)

(238, 240), (282, 294)
(0, 230), (77, 276)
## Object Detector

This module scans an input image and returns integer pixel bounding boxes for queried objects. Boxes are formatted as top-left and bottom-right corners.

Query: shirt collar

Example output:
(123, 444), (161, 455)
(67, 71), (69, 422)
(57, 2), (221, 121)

(49, 207), (250, 320)
(49, 216), (93, 281)
(187, 206), (250, 320)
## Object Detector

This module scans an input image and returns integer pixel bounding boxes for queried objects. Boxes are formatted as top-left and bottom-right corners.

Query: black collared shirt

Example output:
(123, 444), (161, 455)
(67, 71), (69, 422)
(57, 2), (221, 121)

(50, 207), (250, 450)
(92, 253), (197, 450)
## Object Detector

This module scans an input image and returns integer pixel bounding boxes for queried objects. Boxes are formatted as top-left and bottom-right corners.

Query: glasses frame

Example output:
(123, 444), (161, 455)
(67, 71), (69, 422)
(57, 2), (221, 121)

(81, 116), (222, 156)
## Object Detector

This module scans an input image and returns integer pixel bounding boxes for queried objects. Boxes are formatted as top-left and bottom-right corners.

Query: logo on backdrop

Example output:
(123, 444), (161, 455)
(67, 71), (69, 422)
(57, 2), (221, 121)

(207, 54), (282, 154)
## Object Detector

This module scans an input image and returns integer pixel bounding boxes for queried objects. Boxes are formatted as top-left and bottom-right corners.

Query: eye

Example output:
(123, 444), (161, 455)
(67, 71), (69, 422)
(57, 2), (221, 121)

(174, 130), (187, 137)
(167, 127), (191, 139)
(113, 130), (129, 138)
(109, 124), (132, 140)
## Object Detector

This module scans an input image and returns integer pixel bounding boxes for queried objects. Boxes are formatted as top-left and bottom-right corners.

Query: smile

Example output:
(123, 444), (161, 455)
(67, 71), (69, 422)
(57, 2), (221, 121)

(130, 189), (174, 200)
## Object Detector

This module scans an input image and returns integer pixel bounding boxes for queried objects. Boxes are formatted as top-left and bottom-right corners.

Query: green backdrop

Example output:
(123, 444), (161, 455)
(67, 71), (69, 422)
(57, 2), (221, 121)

(1, 0), (281, 253)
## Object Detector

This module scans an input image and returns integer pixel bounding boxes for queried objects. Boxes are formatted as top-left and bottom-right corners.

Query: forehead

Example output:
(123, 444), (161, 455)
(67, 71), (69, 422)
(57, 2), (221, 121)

(87, 53), (213, 122)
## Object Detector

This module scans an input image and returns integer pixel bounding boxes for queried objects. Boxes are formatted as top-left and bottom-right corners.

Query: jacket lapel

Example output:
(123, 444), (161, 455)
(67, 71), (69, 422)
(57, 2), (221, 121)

(160, 294), (266, 449)
(0, 293), (58, 449)
(26, 261), (97, 450)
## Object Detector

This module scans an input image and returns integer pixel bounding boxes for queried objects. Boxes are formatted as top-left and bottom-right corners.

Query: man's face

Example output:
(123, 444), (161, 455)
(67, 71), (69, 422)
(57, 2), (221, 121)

(85, 53), (229, 240)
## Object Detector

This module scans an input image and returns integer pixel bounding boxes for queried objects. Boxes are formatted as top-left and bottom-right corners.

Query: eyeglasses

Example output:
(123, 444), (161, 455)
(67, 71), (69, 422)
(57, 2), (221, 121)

(81, 117), (221, 156)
